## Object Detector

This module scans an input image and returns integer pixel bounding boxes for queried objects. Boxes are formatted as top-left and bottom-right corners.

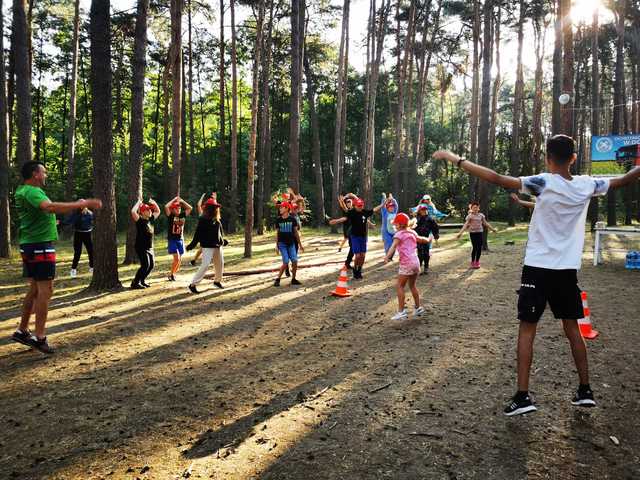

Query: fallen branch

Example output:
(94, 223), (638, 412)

(368, 382), (392, 394)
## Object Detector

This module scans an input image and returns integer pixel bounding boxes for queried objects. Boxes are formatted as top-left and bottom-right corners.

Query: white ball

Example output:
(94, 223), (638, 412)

(559, 93), (571, 105)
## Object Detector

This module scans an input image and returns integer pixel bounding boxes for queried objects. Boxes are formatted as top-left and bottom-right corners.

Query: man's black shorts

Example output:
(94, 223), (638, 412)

(20, 242), (56, 281)
(517, 265), (583, 323)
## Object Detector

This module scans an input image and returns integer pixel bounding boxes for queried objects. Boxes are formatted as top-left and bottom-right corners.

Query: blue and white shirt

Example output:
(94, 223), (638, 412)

(520, 173), (609, 270)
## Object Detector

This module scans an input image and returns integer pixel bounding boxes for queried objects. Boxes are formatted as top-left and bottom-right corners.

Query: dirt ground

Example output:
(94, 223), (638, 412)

(1, 227), (639, 480)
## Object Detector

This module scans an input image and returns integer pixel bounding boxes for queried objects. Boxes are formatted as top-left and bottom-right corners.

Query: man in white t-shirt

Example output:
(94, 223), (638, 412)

(433, 135), (640, 417)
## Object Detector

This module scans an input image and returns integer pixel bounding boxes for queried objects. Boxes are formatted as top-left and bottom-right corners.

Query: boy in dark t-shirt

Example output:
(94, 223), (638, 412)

(329, 196), (383, 279)
(164, 196), (193, 281)
(274, 202), (304, 286)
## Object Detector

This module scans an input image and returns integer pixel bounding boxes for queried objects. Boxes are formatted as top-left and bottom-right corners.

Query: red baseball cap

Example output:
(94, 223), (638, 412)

(280, 201), (293, 211)
(354, 198), (365, 208)
(139, 203), (151, 213)
(392, 213), (410, 225)
(170, 201), (181, 209)
(205, 198), (221, 207)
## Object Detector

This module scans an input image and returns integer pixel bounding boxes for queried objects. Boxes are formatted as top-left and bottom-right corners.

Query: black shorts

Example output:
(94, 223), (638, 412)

(20, 242), (56, 281)
(517, 265), (583, 323)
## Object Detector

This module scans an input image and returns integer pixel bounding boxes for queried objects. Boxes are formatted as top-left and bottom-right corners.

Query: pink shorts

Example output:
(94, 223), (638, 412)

(398, 260), (420, 276)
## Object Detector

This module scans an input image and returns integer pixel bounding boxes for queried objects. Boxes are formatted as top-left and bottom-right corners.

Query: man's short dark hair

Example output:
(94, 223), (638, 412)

(21, 161), (45, 180)
(546, 135), (576, 164)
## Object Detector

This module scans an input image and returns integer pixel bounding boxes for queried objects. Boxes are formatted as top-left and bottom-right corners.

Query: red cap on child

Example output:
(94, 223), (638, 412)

(205, 198), (220, 207)
(139, 203), (151, 213)
(392, 213), (410, 225)
(354, 198), (365, 208)
(170, 201), (181, 209)
(280, 201), (293, 211)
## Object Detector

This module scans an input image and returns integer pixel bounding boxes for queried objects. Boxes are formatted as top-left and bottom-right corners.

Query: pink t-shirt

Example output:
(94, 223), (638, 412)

(394, 229), (419, 267)
(465, 213), (486, 233)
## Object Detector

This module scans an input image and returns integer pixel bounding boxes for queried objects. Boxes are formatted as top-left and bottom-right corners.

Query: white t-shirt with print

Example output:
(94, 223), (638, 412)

(519, 173), (609, 270)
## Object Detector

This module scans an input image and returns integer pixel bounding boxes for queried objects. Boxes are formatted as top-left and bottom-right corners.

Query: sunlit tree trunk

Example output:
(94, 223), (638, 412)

(169, 0), (183, 196)
(89, 0), (120, 290)
(532, 15), (547, 174)
(228, 0), (239, 233)
(243, 0), (265, 258)
(551, 0), (562, 134)
(560, 0), (574, 136)
(187, 0), (196, 195)
(0, 0), (10, 257)
(124, 0), (149, 265)
(13, 0), (32, 166)
(469, 0), (480, 164)
(288, 0), (304, 193)
(64, 0), (80, 200)
(304, 50), (325, 226)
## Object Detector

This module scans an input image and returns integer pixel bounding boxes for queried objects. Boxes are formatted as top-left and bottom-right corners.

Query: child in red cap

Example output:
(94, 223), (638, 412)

(164, 196), (193, 281)
(274, 201), (304, 286)
(384, 212), (432, 320)
(329, 195), (383, 279)
(130, 198), (161, 289)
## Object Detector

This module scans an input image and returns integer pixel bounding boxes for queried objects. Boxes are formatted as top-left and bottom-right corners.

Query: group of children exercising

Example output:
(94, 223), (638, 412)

(12, 134), (640, 420)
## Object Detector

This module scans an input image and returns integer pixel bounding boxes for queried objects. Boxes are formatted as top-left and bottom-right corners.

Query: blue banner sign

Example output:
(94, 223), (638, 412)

(591, 134), (640, 162)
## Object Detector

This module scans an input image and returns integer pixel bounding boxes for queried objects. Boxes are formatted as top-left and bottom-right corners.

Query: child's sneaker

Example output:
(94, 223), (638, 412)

(273, 278), (281, 287)
(188, 284), (200, 294)
(470, 261), (476, 269)
(475, 261), (481, 269)
(190, 259), (196, 266)
(413, 306), (425, 316)
(571, 385), (596, 407)
(391, 309), (408, 321)
(213, 282), (224, 289)
(70, 268), (77, 278)
(503, 392), (537, 416)
(291, 279), (302, 286)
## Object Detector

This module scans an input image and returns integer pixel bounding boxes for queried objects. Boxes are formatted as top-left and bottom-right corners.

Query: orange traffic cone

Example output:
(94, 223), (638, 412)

(330, 266), (352, 297)
(578, 291), (599, 339)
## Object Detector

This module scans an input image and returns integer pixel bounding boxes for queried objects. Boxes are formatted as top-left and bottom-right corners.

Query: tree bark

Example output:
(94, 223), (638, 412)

(169, 0), (183, 196)
(288, 0), (304, 193)
(0, 0), (10, 257)
(362, 0), (391, 205)
(161, 60), (171, 198)
(13, 0), (32, 166)
(218, 0), (226, 202)
(330, 0), (350, 225)
(229, 0), (239, 232)
(256, 0), (274, 235)
(551, 0), (562, 134)
(477, 0), (493, 248)
(532, 15), (547, 174)
(64, 0), (80, 200)
(489, 3), (501, 165)
(469, 0), (480, 164)
(507, 0), (524, 227)
(304, 49), (325, 227)
(124, 0), (149, 265)
(243, 0), (265, 258)
(559, 0), (574, 135)
(187, 0), (196, 195)
(89, 0), (120, 290)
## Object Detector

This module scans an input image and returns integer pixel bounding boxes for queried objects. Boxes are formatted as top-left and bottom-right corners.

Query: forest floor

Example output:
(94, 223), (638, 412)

(0, 226), (639, 480)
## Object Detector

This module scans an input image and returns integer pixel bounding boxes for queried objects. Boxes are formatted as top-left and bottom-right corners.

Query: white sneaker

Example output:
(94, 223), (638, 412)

(89, 268), (94, 273)
(70, 269), (77, 278)
(391, 309), (408, 321)
(414, 306), (425, 316)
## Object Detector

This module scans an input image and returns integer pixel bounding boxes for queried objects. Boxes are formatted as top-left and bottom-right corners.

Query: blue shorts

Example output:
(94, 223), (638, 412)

(278, 243), (298, 264)
(168, 238), (185, 255)
(350, 235), (367, 254)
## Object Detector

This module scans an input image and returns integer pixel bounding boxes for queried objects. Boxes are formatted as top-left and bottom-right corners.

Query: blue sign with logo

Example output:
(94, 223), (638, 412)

(591, 134), (640, 162)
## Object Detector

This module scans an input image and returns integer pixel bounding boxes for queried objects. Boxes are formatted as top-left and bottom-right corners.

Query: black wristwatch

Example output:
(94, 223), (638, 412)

(457, 157), (466, 168)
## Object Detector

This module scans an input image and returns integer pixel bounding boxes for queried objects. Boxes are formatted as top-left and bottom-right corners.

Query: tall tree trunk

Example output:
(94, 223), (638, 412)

(218, 0), (226, 201)
(229, 0), (239, 232)
(587, 8), (600, 227)
(169, 0), (183, 196)
(532, 15), (546, 174)
(256, 0), (274, 235)
(551, 0), (563, 134)
(560, 0), (574, 135)
(152, 63), (161, 167)
(59, 67), (68, 174)
(401, 3), (417, 207)
(65, 0), (80, 199)
(330, 0), (350, 225)
(89, 0), (120, 290)
(362, 0), (391, 205)
(124, 0), (149, 265)
(288, 0), (304, 193)
(187, 0), (196, 195)
(488, 4), (501, 164)
(0, 0), (10, 257)
(304, 50), (325, 227)
(469, 0), (480, 163)
(13, 0), (32, 166)
(477, 0), (493, 248)
(243, 0), (265, 258)
(161, 61), (171, 198)
(507, 0), (524, 227)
